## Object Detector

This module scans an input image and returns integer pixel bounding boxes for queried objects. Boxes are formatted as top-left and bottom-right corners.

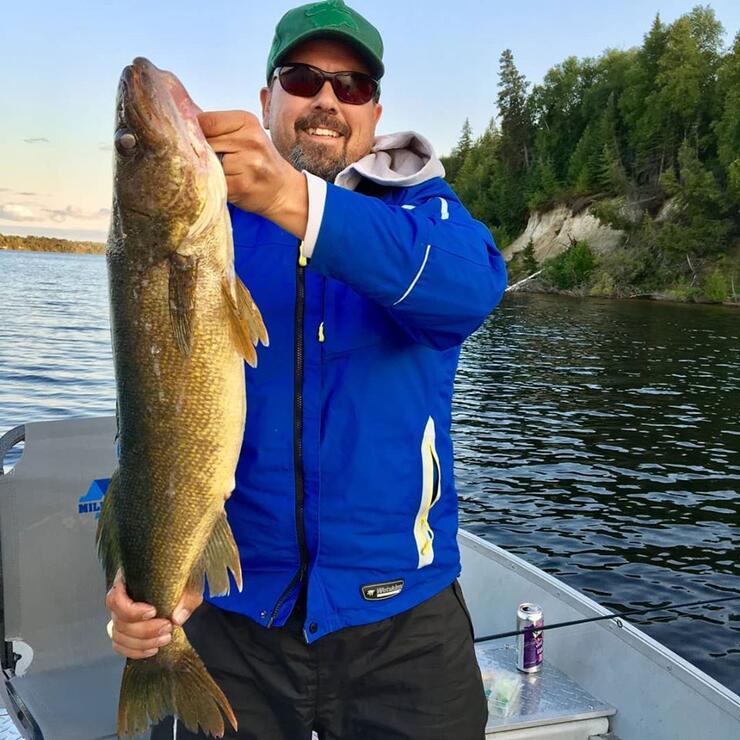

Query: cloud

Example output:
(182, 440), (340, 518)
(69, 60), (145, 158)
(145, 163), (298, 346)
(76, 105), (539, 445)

(0, 203), (37, 221)
(42, 205), (110, 223)
(0, 196), (110, 226)
(23, 137), (49, 144)
(99, 143), (113, 152)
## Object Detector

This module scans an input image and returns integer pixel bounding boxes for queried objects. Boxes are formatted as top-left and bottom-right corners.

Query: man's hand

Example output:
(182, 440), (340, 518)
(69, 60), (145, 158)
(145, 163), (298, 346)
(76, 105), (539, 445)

(198, 110), (308, 239)
(105, 571), (203, 659)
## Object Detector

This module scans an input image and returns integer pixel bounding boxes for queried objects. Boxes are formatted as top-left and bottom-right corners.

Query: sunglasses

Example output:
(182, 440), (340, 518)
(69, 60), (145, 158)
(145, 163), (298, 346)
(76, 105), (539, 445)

(274, 63), (379, 105)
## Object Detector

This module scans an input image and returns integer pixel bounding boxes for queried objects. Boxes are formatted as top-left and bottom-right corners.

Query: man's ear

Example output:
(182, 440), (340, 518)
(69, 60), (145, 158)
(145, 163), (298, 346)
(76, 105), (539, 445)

(373, 102), (383, 126)
(259, 87), (271, 129)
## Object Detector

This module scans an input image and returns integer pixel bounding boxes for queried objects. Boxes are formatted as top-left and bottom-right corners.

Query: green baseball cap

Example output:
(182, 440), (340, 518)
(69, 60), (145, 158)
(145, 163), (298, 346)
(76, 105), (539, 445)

(266, 0), (384, 84)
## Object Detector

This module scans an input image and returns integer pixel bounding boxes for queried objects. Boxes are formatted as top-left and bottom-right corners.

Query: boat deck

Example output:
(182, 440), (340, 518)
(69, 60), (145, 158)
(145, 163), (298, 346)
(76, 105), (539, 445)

(477, 641), (614, 738)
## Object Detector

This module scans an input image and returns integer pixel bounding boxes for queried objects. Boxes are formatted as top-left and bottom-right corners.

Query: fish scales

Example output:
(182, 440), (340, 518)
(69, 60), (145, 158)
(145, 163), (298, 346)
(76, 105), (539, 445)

(97, 57), (267, 738)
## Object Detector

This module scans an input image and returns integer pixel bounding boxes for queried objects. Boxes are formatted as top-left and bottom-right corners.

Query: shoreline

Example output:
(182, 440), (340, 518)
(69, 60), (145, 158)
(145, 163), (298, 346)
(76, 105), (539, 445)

(507, 280), (740, 308)
(0, 235), (105, 256)
(0, 246), (105, 255)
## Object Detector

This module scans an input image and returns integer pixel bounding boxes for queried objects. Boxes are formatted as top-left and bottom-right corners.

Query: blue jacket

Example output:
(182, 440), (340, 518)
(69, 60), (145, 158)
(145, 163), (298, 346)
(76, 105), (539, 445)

(207, 132), (507, 641)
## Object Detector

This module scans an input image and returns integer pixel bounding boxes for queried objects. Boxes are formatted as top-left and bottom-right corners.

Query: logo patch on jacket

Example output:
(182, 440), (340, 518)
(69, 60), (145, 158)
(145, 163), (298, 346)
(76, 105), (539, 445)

(361, 580), (404, 601)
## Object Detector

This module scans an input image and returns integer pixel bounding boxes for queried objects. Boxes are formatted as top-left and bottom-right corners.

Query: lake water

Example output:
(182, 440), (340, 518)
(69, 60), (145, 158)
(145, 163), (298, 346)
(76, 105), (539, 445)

(1, 249), (738, 691)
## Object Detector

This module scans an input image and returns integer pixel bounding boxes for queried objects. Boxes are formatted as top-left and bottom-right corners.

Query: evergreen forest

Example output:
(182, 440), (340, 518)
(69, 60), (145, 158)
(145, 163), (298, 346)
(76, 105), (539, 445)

(441, 6), (739, 303)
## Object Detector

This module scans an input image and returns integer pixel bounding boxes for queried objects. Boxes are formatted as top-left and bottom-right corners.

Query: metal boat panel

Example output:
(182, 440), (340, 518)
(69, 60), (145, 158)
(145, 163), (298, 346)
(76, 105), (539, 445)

(460, 530), (740, 740)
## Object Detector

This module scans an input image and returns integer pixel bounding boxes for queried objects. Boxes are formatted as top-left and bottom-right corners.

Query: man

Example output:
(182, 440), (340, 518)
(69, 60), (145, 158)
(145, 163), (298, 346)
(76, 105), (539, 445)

(107, 1), (507, 738)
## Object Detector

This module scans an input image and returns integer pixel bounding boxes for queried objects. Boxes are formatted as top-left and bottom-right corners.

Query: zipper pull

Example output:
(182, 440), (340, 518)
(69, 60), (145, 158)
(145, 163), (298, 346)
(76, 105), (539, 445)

(318, 321), (325, 343)
(298, 240), (308, 267)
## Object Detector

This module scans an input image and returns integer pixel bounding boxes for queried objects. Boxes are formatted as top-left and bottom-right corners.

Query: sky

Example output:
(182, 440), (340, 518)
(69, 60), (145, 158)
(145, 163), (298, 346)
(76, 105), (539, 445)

(1, 0), (738, 242)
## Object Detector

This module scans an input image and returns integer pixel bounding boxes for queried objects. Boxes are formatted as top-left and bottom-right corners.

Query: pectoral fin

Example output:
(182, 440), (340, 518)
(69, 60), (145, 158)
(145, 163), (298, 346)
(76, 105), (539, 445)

(169, 254), (199, 356)
(187, 510), (243, 597)
(221, 274), (268, 367)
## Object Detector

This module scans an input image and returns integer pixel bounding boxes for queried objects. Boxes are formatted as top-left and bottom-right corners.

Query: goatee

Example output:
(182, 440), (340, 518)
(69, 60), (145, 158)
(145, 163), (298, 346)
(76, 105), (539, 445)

(288, 145), (349, 183)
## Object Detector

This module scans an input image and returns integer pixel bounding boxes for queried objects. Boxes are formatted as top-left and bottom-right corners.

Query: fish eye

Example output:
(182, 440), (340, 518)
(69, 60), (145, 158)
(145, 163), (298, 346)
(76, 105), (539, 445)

(115, 128), (138, 155)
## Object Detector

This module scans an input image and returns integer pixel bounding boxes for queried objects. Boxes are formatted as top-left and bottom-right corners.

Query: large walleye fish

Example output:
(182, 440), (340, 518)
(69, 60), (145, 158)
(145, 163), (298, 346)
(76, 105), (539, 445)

(97, 57), (267, 738)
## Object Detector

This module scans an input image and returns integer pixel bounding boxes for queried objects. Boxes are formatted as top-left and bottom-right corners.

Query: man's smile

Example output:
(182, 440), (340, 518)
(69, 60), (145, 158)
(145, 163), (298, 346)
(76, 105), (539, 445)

(300, 126), (344, 142)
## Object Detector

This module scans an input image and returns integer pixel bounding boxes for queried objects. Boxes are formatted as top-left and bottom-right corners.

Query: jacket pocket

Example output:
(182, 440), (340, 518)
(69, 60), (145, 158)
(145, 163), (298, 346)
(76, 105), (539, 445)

(413, 416), (442, 568)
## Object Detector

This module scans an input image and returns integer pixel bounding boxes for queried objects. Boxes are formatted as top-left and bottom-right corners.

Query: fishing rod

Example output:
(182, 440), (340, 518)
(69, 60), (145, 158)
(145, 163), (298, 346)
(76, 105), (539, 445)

(473, 594), (740, 643)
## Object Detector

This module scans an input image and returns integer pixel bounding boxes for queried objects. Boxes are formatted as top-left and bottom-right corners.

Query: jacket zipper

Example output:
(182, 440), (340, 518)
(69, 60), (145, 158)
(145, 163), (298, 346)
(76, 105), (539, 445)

(268, 243), (310, 627)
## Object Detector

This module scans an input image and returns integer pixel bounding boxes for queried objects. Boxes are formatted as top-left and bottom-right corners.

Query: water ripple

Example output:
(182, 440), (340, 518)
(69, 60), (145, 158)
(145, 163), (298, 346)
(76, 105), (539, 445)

(454, 293), (739, 691)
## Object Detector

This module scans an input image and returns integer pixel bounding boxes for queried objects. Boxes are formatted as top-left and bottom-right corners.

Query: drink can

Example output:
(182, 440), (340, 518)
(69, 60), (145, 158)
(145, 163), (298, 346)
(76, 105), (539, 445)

(516, 603), (544, 673)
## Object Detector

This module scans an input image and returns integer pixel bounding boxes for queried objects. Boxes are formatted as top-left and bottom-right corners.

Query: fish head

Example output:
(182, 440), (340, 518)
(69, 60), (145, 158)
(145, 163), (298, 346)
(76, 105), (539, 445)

(111, 57), (225, 255)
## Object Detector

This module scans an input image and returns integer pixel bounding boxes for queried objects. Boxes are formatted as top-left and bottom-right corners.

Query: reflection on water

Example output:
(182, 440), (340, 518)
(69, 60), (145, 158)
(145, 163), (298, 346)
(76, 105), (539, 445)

(454, 293), (739, 690)
(0, 252), (738, 690)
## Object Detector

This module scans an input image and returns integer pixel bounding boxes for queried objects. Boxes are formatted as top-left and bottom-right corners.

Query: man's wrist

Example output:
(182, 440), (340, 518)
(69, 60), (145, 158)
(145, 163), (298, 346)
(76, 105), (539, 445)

(261, 167), (309, 240)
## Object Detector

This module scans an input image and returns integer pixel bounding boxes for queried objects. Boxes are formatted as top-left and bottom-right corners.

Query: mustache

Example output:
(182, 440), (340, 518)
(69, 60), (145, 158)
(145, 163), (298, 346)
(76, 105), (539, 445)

(295, 114), (350, 137)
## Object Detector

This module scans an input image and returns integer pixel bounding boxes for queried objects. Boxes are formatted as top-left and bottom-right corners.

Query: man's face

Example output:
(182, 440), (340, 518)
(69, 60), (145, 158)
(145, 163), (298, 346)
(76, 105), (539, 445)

(260, 38), (383, 182)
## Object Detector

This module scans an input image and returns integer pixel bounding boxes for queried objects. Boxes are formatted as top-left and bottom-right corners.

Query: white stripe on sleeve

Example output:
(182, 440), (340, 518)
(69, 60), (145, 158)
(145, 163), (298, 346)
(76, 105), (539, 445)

(393, 244), (432, 306)
(438, 197), (449, 220)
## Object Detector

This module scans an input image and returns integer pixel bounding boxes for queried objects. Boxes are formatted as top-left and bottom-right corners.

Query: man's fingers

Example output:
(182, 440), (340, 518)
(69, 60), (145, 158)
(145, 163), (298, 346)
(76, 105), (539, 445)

(198, 110), (258, 138)
(112, 615), (171, 641)
(106, 577), (157, 622)
(112, 627), (172, 653)
(172, 588), (204, 627)
(112, 640), (161, 660)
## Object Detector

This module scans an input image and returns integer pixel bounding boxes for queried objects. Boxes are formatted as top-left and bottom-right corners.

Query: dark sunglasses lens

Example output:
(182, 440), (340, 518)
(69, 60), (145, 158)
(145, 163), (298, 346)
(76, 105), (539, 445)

(333, 73), (376, 104)
(279, 66), (323, 97)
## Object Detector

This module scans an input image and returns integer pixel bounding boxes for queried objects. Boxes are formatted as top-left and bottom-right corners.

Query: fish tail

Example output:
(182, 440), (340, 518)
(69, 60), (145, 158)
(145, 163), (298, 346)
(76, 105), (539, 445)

(116, 626), (236, 738)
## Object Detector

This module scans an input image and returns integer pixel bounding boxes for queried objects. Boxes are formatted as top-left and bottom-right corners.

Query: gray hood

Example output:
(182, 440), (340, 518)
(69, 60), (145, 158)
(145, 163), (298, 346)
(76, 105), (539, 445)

(335, 131), (445, 190)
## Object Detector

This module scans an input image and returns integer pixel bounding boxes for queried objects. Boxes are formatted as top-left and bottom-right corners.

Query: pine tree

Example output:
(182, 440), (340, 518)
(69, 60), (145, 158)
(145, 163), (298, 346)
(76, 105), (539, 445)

(494, 50), (534, 232)
(715, 32), (740, 204)
(659, 138), (731, 257)
(497, 49), (533, 172)
(444, 118), (475, 184)
(522, 239), (538, 274)
(458, 118), (473, 158)
(619, 13), (669, 185)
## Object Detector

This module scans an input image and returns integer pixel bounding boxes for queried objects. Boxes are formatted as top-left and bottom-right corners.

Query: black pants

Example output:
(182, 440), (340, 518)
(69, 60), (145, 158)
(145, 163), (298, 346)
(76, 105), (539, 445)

(150, 581), (487, 740)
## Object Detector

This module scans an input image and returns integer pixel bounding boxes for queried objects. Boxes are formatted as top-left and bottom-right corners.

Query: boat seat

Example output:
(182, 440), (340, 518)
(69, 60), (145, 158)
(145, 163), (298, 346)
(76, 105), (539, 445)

(0, 417), (122, 739)
(477, 640), (616, 738)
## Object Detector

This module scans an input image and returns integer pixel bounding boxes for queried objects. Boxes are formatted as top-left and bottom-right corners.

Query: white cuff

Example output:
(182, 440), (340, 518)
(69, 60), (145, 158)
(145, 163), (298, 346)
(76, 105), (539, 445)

(301, 171), (328, 259)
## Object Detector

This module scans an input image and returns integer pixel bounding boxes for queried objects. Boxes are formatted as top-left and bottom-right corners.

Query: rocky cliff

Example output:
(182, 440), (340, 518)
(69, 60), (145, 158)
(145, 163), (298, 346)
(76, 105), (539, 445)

(503, 204), (624, 263)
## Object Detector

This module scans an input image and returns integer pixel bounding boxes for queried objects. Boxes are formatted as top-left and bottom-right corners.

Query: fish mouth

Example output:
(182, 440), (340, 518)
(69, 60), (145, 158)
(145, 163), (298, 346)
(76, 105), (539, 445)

(119, 57), (210, 167)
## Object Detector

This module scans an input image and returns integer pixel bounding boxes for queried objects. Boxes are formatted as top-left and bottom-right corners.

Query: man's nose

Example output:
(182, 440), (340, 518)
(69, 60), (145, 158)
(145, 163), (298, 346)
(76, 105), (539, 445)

(311, 79), (339, 111)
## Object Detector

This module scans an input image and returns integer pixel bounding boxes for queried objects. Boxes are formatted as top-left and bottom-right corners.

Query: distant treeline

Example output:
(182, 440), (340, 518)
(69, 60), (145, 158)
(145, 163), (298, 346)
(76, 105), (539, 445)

(0, 233), (105, 255)
(442, 5), (739, 302)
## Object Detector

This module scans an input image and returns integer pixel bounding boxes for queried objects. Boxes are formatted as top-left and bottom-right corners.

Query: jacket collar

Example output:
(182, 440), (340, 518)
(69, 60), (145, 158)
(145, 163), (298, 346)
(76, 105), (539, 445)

(334, 131), (445, 191)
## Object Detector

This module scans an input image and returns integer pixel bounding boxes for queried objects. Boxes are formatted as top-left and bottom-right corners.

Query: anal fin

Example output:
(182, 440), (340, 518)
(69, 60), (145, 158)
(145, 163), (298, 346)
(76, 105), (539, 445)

(187, 511), (243, 598)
